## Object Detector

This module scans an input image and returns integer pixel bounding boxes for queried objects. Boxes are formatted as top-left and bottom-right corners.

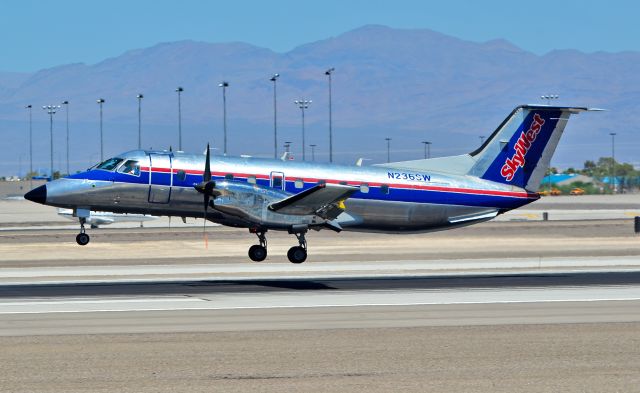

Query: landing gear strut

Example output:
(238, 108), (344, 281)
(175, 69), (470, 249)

(75, 217), (90, 246)
(248, 230), (267, 262)
(287, 232), (307, 264)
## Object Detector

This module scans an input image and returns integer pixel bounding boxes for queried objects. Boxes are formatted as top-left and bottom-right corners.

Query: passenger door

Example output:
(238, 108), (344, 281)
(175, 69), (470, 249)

(148, 153), (172, 203)
(270, 171), (285, 191)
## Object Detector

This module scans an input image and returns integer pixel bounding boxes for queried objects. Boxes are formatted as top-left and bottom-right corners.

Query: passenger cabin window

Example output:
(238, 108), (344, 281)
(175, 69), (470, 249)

(225, 174), (234, 180)
(360, 184), (370, 193)
(96, 157), (123, 171)
(176, 170), (186, 181)
(117, 160), (140, 176)
(339, 181), (348, 186)
(380, 184), (390, 195)
(247, 175), (257, 184)
(294, 179), (304, 189)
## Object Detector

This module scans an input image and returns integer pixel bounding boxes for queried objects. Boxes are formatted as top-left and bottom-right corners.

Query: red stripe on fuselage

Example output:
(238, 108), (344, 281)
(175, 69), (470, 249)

(138, 167), (537, 199)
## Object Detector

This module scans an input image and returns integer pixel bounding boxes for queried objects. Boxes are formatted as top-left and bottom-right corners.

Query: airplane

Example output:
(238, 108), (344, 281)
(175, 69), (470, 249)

(24, 105), (596, 263)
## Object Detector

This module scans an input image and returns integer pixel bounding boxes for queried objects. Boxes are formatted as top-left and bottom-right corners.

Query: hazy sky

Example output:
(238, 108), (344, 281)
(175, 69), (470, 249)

(2, 0), (637, 72)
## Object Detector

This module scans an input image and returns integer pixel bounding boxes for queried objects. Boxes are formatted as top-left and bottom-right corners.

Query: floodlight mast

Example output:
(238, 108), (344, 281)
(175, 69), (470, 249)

(325, 67), (335, 162)
(610, 132), (617, 193)
(540, 94), (559, 106)
(219, 82), (229, 155)
(25, 105), (33, 187)
(294, 99), (312, 161)
(385, 137), (392, 163)
(270, 74), (279, 159)
(136, 94), (143, 149)
(175, 87), (184, 151)
(61, 101), (69, 175)
(421, 141), (431, 159)
(96, 98), (105, 161)
(42, 105), (60, 180)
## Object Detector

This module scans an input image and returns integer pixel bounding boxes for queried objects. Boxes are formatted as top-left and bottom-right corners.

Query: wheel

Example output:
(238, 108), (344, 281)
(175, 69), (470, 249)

(248, 245), (267, 262)
(287, 246), (307, 264)
(76, 233), (90, 246)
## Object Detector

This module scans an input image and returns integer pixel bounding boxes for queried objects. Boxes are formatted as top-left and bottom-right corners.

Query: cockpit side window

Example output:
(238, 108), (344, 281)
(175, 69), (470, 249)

(96, 157), (124, 171)
(117, 160), (140, 176)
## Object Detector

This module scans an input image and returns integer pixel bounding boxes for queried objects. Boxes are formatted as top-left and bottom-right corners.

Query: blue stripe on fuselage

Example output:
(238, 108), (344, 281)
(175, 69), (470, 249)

(68, 169), (533, 210)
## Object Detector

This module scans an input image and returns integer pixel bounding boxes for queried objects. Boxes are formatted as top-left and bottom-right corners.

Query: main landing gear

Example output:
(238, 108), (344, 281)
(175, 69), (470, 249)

(248, 230), (268, 262)
(75, 217), (90, 246)
(247, 229), (308, 263)
(287, 232), (307, 264)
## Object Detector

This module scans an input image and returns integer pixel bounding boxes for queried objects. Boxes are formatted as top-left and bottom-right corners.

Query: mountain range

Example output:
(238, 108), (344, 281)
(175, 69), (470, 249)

(1, 24), (638, 175)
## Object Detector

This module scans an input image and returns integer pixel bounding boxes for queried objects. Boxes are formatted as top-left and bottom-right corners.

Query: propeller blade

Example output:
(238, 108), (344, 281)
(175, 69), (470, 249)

(204, 143), (211, 182)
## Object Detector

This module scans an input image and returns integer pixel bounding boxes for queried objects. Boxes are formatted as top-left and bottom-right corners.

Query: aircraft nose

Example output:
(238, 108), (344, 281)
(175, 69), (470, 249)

(24, 185), (47, 204)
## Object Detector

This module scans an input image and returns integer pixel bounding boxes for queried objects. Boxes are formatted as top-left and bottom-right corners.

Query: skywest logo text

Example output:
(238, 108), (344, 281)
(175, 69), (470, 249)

(500, 113), (545, 181)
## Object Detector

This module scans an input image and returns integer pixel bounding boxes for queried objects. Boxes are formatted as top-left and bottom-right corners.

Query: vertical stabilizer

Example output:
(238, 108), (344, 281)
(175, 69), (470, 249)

(468, 105), (591, 192)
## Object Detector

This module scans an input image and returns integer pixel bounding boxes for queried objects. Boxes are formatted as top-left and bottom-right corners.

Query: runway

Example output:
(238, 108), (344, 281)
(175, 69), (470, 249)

(1, 270), (639, 336)
(1, 269), (639, 392)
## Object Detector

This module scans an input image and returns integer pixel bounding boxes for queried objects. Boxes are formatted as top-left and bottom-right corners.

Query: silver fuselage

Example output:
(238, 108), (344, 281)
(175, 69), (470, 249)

(42, 150), (538, 233)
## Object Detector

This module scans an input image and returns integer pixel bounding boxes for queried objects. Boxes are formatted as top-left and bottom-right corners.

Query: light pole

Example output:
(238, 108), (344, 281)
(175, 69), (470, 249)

(136, 94), (143, 149)
(25, 105), (33, 188)
(310, 144), (316, 161)
(541, 95), (558, 191)
(270, 74), (279, 159)
(540, 94), (559, 106)
(61, 101), (69, 175)
(97, 99), (105, 161)
(421, 141), (431, 159)
(325, 67), (334, 162)
(219, 81), (229, 155)
(610, 132), (617, 193)
(175, 87), (183, 151)
(385, 137), (391, 163)
(42, 105), (60, 180)
(294, 99), (312, 161)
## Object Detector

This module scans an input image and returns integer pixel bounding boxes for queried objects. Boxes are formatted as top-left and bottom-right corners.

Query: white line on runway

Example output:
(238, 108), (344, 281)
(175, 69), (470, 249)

(1, 286), (639, 315)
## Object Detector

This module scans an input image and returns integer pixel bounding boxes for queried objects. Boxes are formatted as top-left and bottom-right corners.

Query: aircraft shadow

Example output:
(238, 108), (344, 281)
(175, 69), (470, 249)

(0, 271), (639, 299)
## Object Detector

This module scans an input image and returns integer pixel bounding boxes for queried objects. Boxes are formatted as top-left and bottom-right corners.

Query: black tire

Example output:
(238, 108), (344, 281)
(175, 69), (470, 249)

(248, 245), (267, 262)
(287, 246), (307, 264)
(76, 233), (90, 246)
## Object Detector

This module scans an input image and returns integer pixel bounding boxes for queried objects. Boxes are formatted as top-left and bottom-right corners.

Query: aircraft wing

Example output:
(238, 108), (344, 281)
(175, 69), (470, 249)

(268, 183), (358, 219)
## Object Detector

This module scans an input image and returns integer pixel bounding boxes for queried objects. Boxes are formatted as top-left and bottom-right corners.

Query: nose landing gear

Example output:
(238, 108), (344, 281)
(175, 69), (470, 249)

(287, 232), (307, 264)
(75, 217), (90, 246)
(248, 230), (267, 262)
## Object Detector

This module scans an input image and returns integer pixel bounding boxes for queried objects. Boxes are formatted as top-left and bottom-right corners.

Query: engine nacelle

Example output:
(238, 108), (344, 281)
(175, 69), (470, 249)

(211, 181), (320, 229)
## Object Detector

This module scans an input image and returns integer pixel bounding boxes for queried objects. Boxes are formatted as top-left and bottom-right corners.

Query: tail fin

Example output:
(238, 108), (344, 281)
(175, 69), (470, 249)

(468, 105), (593, 192)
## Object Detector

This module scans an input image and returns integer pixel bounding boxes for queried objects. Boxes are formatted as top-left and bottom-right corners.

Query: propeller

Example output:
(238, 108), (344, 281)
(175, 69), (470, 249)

(194, 143), (216, 248)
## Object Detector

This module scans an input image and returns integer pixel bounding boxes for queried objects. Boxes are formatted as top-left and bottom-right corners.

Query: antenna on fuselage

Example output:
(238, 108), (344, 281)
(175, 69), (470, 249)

(356, 158), (371, 166)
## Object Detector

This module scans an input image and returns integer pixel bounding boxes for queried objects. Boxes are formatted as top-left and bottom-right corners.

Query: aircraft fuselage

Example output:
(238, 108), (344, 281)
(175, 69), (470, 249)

(35, 150), (537, 233)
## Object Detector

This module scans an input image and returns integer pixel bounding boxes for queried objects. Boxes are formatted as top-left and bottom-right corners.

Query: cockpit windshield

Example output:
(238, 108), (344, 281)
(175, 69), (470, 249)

(95, 157), (123, 171)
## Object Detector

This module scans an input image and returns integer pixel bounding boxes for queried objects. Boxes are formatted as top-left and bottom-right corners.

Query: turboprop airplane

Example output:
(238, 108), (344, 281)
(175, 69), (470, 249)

(24, 105), (595, 263)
